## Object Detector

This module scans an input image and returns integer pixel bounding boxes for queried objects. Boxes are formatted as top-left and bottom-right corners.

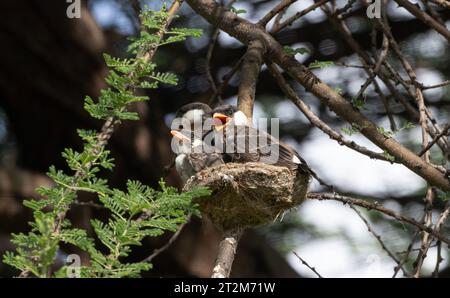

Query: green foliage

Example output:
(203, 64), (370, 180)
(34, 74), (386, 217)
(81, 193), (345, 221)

(351, 96), (367, 110)
(334, 87), (343, 95)
(283, 46), (310, 56)
(3, 6), (204, 278)
(308, 60), (335, 69)
(382, 151), (396, 162)
(341, 126), (359, 136)
(437, 191), (450, 202)
(340, 123), (367, 136)
(230, 6), (247, 14)
(376, 121), (415, 140)
(377, 126), (395, 138)
(400, 121), (415, 130)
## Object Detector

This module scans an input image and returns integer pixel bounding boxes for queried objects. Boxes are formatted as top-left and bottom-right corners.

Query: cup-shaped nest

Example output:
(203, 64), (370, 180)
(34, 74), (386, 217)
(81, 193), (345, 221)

(183, 162), (310, 231)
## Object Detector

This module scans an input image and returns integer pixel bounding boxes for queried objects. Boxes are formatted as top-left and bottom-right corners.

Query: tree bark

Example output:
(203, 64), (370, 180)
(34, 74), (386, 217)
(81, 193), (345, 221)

(211, 230), (242, 278)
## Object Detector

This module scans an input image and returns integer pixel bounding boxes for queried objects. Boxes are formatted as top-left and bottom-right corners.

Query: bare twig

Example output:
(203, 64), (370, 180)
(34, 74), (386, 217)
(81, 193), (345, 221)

(418, 124), (450, 157)
(306, 192), (450, 245)
(142, 216), (191, 263)
(205, 0), (237, 106)
(420, 80), (450, 90)
(349, 205), (410, 277)
(432, 241), (444, 278)
(427, 0), (450, 9)
(271, 0), (331, 34)
(393, 230), (420, 277)
(393, 0), (450, 42)
(206, 27), (221, 102)
(332, 0), (358, 19)
(293, 251), (323, 278)
(208, 58), (243, 106)
(258, 0), (297, 27)
(267, 62), (397, 163)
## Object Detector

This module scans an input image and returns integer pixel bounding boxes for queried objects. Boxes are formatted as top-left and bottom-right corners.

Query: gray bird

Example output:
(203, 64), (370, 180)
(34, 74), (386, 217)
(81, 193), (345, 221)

(174, 102), (212, 134)
(171, 129), (224, 182)
(171, 103), (223, 182)
(211, 105), (309, 174)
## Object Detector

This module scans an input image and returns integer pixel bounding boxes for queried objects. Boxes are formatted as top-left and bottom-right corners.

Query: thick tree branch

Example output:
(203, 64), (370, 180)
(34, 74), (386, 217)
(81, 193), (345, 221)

(185, 0), (450, 191)
(237, 40), (264, 120)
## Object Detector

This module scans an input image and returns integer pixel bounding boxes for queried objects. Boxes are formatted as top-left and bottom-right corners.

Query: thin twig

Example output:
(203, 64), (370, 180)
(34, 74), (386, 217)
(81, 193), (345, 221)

(258, 0), (298, 27)
(432, 241), (444, 277)
(292, 251), (323, 278)
(421, 80), (450, 90)
(418, 124), (450, 157)
(271, 0), (331, 34)
(393, 0), (450, 42)
(427, 0), (450, 9)
(208, 58), (243, 106)
(267, 62), (395, 163)
(393, 230), (420, 277)
(349, 205), (410, 277)
(306, 192), (450, 246)
(205, 0), (237, 106)
(142, 215), (191, 263)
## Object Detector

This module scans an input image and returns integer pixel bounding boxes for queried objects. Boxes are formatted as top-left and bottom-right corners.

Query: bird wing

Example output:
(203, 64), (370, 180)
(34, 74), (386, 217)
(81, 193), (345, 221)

(221, 125), (309, 172)
(188, 153), (224, 172)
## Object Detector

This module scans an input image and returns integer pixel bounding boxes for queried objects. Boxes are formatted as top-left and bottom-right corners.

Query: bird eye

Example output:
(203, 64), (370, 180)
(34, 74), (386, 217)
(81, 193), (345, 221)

(178, 125), (183, 130)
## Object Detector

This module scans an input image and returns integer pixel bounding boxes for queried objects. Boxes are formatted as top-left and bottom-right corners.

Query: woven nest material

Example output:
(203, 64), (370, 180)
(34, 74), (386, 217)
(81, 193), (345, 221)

(183, 162), (310, 230)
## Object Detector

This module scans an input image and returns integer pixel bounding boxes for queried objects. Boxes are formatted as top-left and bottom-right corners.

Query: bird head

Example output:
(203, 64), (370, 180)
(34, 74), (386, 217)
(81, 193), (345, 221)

(174, 102), (212, 133)
(212, 105), (248, 131)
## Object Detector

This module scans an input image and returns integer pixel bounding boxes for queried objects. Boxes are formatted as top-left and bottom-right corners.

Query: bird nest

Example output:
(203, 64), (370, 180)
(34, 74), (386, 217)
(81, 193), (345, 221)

(183, 162), (310, 231)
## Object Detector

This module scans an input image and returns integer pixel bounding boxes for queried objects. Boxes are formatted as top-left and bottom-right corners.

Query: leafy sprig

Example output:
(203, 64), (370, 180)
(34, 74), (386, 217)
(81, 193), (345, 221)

(3, 5), (204, 278)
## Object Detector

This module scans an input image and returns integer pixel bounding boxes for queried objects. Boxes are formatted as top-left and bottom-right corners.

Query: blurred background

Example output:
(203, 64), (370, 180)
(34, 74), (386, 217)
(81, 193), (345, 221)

(0, 0), (449, 277)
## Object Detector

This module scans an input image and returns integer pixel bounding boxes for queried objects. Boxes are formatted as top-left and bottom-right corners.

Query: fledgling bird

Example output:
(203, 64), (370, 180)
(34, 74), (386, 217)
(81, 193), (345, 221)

(211, 105), (309, 174)
(170, 129), (224, 182)
(171, 102), (224, 182)
(174, 102), (212, 134)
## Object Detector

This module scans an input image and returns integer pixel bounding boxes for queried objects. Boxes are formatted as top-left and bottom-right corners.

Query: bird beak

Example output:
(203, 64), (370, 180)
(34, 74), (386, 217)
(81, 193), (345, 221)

(170, 130), (190, 142)
(213, 113), (230, 131)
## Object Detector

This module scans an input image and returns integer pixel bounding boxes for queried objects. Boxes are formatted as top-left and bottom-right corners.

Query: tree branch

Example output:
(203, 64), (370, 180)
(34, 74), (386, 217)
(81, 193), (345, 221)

(186, 0), (450, 191)
(349, 205), (410, 277)
(393, 0), (450, 42)
(306, 192), (450, 246)
(211, 229), (242, 278)
(237, 40), (265, 120)
(267, 62), (395, 163)
(292, 251), (323, 278)
(257, 0), (298, 27)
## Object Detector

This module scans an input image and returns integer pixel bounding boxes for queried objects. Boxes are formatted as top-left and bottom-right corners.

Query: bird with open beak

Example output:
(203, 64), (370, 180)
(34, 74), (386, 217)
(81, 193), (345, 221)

(211, 105), (309, 174)
(170, 129), (224, 183)
(171, 103), (224, 182)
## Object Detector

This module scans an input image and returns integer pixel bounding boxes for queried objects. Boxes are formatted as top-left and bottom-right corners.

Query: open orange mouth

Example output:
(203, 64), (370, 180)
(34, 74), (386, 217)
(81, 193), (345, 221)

(212, 113), (230, 131)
